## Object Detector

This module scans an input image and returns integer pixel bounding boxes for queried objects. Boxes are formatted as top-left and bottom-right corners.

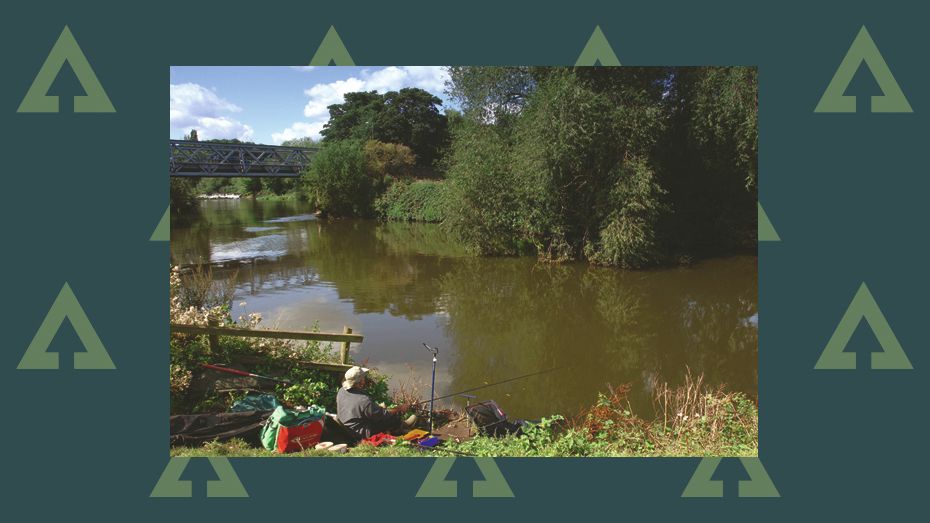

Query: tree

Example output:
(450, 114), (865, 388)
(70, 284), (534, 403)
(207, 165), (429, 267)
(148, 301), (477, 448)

(659, 67), (758, 253)
(321, 88), (449, 174)
(446, 66), (536, 122)
(442, 66), (758, 267)
(374, 88), (448, 172)
(321, 91), (383, 142)
(303, 140), (374, 217)
(281, 136), (320, 149)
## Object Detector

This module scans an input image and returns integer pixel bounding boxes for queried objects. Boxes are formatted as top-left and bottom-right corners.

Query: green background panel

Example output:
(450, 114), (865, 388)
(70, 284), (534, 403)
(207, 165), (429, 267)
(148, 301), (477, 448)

(1, 0), (924, 519)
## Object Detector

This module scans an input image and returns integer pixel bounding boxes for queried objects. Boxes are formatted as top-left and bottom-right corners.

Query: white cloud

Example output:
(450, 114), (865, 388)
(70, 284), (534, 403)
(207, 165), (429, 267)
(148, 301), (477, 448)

(271, 66), (449, 144)
(271, 121), (326, 144)
(170, 83), (254, 141)
(302, 77), (367, 119)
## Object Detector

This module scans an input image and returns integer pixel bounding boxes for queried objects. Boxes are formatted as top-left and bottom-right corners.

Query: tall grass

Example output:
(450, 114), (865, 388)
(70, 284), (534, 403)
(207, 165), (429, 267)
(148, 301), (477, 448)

(175, 264), (239, 310)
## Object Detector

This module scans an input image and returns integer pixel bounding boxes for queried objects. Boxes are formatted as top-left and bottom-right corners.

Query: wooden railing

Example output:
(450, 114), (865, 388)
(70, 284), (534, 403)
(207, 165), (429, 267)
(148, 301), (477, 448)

(170, 322), (363, 371)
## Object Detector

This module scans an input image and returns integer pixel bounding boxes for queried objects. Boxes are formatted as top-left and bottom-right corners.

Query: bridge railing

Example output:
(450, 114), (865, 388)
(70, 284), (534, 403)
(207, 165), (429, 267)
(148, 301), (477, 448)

(169, 140), (319, 177)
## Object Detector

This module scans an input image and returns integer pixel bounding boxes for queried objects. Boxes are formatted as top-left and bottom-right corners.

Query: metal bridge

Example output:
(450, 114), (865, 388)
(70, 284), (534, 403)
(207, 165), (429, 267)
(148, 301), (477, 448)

(169, 140), (319, 177)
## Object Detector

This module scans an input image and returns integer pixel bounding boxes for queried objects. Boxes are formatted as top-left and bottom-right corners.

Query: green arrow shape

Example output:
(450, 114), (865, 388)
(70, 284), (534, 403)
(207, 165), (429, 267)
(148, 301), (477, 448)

(738, 458), (780, 498)
(682, 457), (779, 497)
(18, 282), (115, 370)
(206, 457), (249, 497)
(150, 458), (192, 498)
(815, 282), (912, 370)
(18, 26), (115, 113)
(309, 26), (355, 66)
(150, 207), (170, 241)
(150, 457), (248, 498)
(758, 203), (780, 241)
(576, 25), (621, 66)
(682, 457), (723, 497)
(814, 26), (912, 113)
(415, 457), (514, 498)
(472, 458), (514, 497)
(415, 458), (458, 497)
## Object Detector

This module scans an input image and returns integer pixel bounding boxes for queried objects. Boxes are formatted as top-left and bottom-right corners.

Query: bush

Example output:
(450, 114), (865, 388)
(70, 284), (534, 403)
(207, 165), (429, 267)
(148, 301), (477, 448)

(374, 180), (448, 222)
(364, 140), (417, 184)
(584, 157), (667, 268)
(170, 177), (198, 215)
(442, 122), (524, 255)
(443, 70), (668, 267)
(302, 140), (375, 217)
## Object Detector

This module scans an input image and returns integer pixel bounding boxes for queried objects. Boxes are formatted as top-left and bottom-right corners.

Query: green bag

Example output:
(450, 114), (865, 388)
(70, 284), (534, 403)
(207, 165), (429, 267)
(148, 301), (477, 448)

(229, 393), (280, 413)
(260, 405), (327, 451)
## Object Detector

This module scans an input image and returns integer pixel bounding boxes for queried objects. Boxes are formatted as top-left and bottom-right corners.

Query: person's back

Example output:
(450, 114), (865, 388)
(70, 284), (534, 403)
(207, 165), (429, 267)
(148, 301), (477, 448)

(335, 366), (416, 440)
(336, 386), (391, 439)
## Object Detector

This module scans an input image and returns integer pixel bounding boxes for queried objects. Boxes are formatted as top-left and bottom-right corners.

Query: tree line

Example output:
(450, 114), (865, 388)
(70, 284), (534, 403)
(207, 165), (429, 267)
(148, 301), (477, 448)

(171, 66), (758, 268)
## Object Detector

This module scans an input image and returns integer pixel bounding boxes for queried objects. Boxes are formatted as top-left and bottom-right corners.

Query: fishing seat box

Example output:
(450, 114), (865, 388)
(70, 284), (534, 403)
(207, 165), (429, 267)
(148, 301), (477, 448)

(275, 419), (324, 453)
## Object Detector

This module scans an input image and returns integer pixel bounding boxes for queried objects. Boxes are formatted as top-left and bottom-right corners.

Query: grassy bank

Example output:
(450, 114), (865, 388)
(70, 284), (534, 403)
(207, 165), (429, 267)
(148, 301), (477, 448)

(171, 375), (757, 458)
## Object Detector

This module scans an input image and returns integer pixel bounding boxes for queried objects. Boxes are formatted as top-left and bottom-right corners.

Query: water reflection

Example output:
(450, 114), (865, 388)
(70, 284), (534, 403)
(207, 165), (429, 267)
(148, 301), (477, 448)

(172, 200), (757, 419)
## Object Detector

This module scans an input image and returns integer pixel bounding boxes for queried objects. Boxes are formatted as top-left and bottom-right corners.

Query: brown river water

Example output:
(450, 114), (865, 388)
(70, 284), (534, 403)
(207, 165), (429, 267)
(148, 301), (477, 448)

(171, 199), (758, 420)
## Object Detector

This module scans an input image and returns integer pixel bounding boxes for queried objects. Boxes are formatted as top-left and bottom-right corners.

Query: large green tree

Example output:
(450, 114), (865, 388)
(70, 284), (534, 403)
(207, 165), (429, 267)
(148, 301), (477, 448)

(443, 66), (758, 267)
(321, 88), (449, 174)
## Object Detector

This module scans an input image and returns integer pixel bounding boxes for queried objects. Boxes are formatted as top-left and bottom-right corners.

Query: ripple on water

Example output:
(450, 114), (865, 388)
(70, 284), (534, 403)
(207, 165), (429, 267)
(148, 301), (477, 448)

(210, 234), (289, 262)
(264, 214), (317, 224)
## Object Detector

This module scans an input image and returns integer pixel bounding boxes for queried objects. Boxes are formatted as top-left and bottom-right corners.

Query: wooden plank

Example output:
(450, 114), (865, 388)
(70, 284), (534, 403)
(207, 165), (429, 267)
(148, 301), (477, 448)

(170, 323), (364, 343)
(340, 326), (353, 364)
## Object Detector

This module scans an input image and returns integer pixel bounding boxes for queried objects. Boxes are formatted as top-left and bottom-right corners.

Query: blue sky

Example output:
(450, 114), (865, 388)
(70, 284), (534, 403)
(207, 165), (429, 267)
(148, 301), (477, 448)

(170, 66), (452, 144)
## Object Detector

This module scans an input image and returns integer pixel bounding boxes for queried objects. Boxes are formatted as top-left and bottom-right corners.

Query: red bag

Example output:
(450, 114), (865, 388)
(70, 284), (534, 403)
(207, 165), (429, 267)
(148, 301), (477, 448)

(275, 419), (323, 453)
(361, 432), (397, 447)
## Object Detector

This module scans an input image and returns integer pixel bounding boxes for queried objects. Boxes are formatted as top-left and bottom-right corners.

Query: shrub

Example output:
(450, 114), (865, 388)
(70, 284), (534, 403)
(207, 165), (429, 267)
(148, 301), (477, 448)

(442, 70), (669, 267)
(584, 157), (668, 268)
(364, 140), (417, 184)
(302, 140), (375, 217)
(374, 180), (448, 222)
(442, 122), (524, 255)
(170, 177), (198, 215)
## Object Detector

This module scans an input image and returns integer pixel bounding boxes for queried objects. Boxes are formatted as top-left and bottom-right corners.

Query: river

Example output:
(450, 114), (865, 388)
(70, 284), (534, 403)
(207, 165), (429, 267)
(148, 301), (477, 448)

(171, 199), (758, 420)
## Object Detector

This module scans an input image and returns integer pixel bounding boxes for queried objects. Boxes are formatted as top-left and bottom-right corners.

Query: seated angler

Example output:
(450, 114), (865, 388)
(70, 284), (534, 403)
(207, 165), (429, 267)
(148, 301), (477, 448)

(336, 366), (417, 440)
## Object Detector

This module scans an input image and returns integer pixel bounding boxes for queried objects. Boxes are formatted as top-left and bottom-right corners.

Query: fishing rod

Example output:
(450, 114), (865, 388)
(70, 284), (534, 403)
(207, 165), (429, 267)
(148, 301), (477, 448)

(423, 343), (439, 433)
(413, 365), (568, 406)
(200, 363), (292, 384)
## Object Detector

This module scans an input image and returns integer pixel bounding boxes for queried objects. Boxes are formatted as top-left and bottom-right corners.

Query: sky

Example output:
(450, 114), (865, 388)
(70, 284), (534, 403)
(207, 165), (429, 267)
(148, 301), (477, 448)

(169, 66), (452, 145)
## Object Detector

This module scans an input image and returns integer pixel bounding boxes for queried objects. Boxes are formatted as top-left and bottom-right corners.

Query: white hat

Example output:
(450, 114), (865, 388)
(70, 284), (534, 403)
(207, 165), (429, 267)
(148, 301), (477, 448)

(342, 366), (370, 389)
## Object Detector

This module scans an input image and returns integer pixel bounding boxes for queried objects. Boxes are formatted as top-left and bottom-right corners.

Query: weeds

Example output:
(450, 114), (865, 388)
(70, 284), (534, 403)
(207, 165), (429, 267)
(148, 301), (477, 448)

(175, 264), (238, 310)
(452, 377), (757, 457)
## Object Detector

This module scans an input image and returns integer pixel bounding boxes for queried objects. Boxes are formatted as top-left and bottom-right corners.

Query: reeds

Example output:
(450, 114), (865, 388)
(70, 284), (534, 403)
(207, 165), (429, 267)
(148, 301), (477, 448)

(176, 264), (239, 309)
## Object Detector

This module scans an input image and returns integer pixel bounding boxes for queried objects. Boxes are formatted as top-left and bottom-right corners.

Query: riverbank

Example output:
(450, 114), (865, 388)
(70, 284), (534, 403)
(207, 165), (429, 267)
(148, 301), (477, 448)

(171, 376), (758, 458)
(170, 265), (756, 458)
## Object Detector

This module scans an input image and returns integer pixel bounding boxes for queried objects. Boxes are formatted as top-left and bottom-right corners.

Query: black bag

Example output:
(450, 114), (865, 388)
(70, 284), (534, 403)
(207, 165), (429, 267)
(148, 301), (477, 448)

(465, 400), (524, 437)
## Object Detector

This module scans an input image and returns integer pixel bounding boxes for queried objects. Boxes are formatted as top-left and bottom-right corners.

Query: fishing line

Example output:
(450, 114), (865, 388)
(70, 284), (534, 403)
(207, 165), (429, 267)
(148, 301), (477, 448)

(414, 365), (568, 406)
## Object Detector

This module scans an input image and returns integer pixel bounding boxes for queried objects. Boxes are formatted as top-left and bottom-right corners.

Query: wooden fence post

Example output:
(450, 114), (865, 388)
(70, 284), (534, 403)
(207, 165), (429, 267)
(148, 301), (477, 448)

(207, 317), (219, 353)
(340, 326), (353, 364)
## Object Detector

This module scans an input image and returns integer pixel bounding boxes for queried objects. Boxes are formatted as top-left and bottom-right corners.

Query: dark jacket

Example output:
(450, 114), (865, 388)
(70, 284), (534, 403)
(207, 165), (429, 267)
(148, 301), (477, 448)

(336, 387), (399, 439)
